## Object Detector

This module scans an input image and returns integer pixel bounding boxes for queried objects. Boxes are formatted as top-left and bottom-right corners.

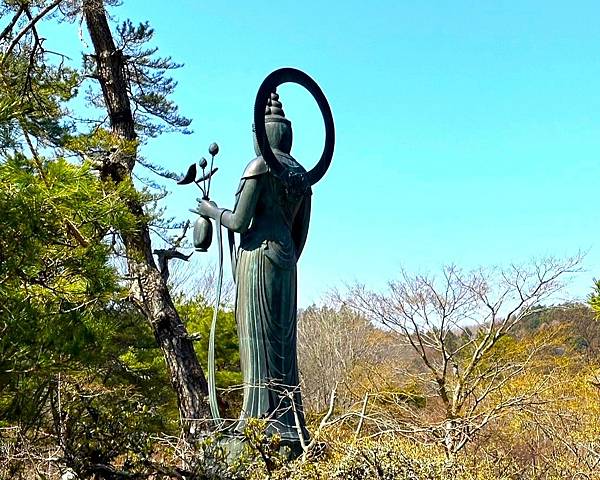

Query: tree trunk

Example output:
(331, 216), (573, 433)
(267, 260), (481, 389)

(82, 0), (210, 433)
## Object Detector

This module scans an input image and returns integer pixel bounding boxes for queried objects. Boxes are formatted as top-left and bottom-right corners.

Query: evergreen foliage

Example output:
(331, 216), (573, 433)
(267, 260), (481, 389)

(0, 2), (196, 474)
(178, 295), (243, 414)
(81, 18), (192, 140)
(0, 152), (180, 476)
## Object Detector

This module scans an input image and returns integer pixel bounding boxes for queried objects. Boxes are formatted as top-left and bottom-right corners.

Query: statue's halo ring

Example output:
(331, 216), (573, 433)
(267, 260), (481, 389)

(253, 67), (335, 186)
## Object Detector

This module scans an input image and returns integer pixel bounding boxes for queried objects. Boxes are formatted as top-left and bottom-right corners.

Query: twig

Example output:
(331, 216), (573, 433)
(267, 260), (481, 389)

(355, 393), (370, 439)
(2, 0), (63, 64)
(0, 5), (24, 42)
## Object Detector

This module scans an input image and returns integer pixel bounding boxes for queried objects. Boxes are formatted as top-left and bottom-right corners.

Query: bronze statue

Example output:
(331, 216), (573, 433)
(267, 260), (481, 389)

(192, 68), (334, 454)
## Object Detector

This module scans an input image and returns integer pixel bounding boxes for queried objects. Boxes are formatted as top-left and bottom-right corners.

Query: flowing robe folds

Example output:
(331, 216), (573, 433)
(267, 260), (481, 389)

(229, 152), (311, 444)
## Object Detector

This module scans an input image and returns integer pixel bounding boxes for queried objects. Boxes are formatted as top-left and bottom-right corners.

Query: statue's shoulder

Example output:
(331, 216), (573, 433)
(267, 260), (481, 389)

(277, 152), (306, 173)
(241, 156), (268, 179)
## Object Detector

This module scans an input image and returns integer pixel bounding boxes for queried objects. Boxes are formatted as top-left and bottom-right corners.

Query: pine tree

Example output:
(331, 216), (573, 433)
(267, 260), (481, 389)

(0, 0), (211, 438)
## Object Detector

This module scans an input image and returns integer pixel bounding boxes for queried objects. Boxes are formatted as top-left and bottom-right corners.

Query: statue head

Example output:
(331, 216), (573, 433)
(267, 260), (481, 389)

(253, 92), (293, 155)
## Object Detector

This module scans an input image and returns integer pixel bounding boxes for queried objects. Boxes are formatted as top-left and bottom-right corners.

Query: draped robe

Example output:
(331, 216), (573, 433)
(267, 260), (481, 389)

(231, 152), (311, 444)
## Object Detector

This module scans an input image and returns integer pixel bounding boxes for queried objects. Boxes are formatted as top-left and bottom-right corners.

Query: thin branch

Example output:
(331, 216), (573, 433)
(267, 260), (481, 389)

(0, 5), (24, 42)
(2, 0), (63, 64)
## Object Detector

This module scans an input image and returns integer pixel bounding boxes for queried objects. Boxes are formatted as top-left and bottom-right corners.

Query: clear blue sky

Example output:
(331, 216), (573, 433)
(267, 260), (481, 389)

(45, 1), (600, 305)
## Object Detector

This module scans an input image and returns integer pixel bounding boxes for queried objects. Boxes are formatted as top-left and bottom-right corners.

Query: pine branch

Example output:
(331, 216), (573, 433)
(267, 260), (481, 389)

(0, 4), (24, 42)
(2, 0), (63, 64)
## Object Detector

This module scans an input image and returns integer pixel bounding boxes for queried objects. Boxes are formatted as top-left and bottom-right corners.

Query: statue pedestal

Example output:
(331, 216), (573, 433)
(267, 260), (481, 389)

(217, 429), (306, 464)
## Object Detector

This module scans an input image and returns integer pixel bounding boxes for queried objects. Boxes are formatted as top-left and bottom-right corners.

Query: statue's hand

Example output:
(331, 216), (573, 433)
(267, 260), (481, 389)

(195, 198), (218, 218)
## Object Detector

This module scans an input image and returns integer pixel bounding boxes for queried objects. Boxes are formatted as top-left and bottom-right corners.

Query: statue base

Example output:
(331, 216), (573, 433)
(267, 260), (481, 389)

(220, 434), (304, 463)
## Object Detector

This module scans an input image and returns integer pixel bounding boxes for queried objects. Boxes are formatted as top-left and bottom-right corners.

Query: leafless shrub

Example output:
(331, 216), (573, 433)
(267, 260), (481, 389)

(342, 255), (583, 457)
(297, 305), (395, 413)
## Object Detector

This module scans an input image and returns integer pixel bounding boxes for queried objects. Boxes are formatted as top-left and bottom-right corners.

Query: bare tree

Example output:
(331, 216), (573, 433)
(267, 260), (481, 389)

(184, 259), (236, 308)
(345, 255), (582, 457)
(297, 305), (392, 413)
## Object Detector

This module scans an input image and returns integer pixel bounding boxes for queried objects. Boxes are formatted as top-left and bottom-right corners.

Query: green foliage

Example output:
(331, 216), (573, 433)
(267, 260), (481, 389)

(0, 154), (134, 299)
(189, 419), (289, 480)
(81, 18), (192, 139)
(62, 127), (139, 158)
(50, 375), (162, 477)
(178, 295), (242, 413)
(0, 0), (201, 476)
(0, 152), (179, 476)
(589, 280), (600, 317)
(230, 435), (496, 480)
(0, 52), (78, 150)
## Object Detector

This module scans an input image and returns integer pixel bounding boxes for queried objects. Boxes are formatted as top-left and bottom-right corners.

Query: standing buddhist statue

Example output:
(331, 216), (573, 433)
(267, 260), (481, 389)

(193, 68), (335, 455)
